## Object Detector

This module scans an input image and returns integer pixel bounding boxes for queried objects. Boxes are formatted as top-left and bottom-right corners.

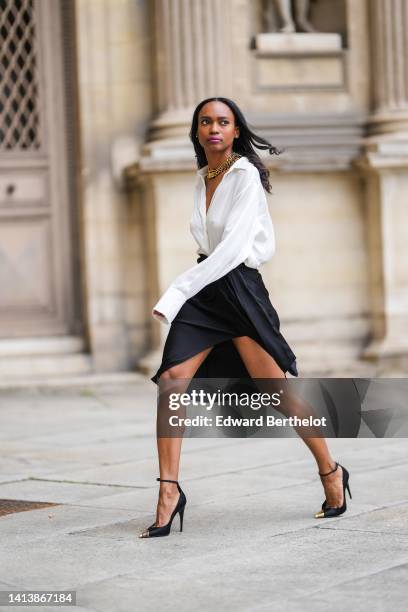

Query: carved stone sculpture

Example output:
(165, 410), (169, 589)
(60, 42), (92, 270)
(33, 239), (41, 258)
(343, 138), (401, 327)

(264, 0), (318, 33)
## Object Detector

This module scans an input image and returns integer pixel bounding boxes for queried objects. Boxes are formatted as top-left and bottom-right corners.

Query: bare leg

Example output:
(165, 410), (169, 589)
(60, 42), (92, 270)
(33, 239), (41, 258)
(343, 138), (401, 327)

(153, 346), (213, 528)
(232, 336), (344, 507)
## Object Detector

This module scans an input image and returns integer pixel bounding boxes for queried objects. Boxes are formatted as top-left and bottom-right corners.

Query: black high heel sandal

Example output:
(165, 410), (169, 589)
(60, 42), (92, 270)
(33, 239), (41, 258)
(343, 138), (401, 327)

(139, 478), (187, 538)
(314, 461), (352, 519)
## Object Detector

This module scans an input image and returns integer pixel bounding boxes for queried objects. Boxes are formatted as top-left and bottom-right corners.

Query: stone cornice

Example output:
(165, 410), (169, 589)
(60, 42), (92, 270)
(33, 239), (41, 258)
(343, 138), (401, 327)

(124, 112), (369, 185)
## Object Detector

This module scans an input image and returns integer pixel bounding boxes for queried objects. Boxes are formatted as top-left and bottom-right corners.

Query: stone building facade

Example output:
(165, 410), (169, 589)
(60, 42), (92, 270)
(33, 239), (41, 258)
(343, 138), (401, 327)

(0, 0), (407, 381)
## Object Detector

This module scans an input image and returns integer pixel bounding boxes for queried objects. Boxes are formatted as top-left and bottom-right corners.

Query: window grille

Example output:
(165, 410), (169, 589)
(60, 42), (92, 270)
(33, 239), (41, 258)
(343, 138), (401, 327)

(0, 0), (41, 150)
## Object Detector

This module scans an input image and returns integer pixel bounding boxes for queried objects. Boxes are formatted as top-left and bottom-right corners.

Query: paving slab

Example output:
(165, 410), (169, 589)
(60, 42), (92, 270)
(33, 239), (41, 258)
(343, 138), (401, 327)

(253, 562), (408, 612)
(316, 500), (408, 535)
(81, 470), (309, 512)
(38, 438), (316, 487)
(37, 438), (407, 495)
(0, 534), (147, 590)
(0, 479), (131, 506)
(0, 504), (146, 547)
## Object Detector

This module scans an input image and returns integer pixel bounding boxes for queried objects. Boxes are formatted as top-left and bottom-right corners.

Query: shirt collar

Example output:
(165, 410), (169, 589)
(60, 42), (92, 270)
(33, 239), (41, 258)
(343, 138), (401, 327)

(196, 155), (248, 179)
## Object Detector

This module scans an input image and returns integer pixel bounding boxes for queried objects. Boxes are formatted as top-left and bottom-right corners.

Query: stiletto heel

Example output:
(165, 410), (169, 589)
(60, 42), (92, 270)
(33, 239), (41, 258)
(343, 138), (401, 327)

(139, 478), (187, 538)
(179, 505), (185, 532)
(314, 461), (351, 519)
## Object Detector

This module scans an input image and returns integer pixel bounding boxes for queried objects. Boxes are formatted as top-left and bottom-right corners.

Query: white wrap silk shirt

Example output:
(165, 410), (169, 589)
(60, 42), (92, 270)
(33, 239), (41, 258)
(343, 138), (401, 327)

(152, 155), (276, 325)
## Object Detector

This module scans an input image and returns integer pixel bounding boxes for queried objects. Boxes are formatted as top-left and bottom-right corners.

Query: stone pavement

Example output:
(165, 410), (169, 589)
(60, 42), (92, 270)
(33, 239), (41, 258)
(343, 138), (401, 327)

(0, 376), (407, 612)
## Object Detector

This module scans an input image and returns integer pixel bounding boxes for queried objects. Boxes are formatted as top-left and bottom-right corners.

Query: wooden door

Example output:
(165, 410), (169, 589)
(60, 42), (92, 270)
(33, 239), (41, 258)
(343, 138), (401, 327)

(0, 0), (81, 338)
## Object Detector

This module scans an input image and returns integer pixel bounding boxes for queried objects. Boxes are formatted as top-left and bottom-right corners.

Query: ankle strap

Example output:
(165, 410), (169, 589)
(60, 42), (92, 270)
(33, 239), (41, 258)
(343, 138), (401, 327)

(319, 462), (338, 478)
(157, 477), (181, 492)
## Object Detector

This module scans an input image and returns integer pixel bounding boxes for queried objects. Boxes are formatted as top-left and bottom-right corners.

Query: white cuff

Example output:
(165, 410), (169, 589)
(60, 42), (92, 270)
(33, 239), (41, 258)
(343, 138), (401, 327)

(152, 286), (186, 325)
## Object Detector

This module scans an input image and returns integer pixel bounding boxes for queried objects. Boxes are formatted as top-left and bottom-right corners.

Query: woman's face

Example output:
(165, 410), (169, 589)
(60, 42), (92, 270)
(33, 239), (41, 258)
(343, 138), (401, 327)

(196, 101), (239, 156)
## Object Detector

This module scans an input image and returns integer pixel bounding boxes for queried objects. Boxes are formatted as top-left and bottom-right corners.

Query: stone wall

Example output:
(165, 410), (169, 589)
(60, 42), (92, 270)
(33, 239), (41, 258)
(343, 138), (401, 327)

(75, 0), (154, 370)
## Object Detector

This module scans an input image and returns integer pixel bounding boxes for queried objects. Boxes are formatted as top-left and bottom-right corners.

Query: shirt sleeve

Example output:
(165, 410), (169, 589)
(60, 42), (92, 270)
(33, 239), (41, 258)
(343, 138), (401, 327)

(152, 178), (261, 325)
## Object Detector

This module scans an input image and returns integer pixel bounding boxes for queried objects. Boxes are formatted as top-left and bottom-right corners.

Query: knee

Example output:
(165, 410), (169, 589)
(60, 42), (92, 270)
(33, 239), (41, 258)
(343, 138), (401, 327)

(159, 364), (184, 381)
(232, 335), (251, 350)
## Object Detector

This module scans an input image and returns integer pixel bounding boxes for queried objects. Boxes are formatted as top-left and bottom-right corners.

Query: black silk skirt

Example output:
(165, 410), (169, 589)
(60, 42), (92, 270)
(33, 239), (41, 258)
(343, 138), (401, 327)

(151, 254), (298, 384)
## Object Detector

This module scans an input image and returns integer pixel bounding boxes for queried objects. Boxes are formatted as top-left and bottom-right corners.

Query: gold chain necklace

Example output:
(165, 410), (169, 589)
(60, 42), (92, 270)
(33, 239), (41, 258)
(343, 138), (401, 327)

(206, 152), (241, 180)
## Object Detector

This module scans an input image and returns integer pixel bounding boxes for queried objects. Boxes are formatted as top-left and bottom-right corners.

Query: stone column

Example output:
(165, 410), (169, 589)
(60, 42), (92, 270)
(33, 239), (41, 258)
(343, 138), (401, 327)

(128, 0), (234, 374)
(355, 0), (408, 364)
(368, 0), (408, 135)
(146, 0), (233, 145)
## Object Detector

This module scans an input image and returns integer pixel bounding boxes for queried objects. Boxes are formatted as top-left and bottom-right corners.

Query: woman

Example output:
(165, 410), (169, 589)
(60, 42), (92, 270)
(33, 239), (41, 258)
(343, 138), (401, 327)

(139, 97), (351, 538)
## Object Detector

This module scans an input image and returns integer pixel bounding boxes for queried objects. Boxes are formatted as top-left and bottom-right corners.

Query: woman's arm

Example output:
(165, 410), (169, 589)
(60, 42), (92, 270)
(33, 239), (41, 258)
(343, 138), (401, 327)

(152, 178), (263, 325)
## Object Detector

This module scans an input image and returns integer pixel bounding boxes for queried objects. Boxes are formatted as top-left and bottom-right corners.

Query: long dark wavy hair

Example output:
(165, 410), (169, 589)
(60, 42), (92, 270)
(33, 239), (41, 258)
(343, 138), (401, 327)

(189, 97), (284, 194)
